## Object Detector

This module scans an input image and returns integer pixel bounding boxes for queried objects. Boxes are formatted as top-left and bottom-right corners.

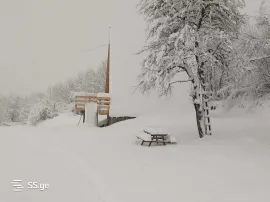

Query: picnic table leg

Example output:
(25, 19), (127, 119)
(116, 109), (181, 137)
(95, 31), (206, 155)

(162, 136), (166, 145)
(153, 136), (158, 144)
(156, 137), (160, 145)
(141, 140), (144, 145)
(150, 136), (154, 146)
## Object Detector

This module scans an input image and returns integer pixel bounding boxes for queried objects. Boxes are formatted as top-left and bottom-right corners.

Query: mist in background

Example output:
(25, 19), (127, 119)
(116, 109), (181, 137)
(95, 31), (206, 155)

(0, 0), (267, 115)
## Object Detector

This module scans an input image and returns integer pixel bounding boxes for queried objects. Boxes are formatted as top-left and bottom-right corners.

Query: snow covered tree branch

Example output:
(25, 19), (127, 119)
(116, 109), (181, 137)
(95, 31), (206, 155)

(137, 0), (245, 137)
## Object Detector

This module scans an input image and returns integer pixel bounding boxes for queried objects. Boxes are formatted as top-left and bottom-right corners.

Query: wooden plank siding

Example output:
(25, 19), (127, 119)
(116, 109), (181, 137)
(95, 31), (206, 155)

(96, 97), (110, 115)
(74, 95), (110, 115)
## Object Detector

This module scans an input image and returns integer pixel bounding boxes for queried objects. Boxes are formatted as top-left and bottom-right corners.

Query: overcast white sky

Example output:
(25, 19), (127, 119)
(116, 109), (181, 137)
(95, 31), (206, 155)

(0, 0), (267, 114)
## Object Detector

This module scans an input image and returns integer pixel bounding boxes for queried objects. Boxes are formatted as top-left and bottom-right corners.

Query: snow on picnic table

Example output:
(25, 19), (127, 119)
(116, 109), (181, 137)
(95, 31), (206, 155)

(0, 109), (270, 202)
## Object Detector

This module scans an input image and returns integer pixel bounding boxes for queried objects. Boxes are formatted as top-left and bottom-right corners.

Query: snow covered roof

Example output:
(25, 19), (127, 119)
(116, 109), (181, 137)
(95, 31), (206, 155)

(74, 92), (97, 97)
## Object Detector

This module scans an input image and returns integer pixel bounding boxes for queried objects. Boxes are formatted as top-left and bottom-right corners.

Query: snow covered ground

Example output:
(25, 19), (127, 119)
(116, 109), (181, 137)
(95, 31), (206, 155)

(0, 104), (270, 202)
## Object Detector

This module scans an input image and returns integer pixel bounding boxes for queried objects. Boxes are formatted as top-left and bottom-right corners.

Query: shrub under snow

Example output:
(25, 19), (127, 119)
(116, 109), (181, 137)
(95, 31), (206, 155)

(27, 99), (58, 126)
(0, 105), (7, 124)
(18, 106), (31, 124)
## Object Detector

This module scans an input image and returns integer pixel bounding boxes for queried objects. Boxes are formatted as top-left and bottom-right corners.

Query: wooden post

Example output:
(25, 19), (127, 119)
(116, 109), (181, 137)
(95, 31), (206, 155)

(105, 27), (110, 93)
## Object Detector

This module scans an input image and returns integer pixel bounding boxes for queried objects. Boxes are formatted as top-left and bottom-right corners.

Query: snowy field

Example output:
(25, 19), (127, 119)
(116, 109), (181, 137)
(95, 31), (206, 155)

(1, 105), (270, 202)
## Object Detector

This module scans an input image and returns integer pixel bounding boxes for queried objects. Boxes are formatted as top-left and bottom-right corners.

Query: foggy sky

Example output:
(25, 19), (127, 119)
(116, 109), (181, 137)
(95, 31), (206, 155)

(0, 0), (267, 115)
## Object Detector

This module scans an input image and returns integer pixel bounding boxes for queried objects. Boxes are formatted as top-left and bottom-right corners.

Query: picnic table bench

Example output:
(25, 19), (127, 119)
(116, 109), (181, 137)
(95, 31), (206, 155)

(137, 130), (169, 147)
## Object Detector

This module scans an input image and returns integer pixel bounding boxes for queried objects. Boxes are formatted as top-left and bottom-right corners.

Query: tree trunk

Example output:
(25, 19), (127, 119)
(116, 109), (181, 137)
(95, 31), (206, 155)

(192, 94), (204, 138)
(193, 103), (204, 138)
(190, 73), (205, 138)
(185, 58), (205, 138)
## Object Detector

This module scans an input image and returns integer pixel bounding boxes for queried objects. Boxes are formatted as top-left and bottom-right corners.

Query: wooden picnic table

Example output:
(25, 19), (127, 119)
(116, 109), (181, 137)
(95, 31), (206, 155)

(140, 130), (168, 146)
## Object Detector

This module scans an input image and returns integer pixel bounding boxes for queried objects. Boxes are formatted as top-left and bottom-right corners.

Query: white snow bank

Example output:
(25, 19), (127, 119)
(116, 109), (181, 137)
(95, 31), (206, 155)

(1, 105), (270, 202)
(0, 125), (105, 202)
(211, 99), (270, 119)
(37, 112), (80, 128)
(1, 122), (25, 126)
(136, 132), (152, 141)
(253, 100), (270, 118)
(168, 135), (177, 143)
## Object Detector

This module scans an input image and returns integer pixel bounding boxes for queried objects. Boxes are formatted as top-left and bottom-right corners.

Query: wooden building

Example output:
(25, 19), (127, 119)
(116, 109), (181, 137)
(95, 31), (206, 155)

(74, 92), (110, 115)
(74, 27), (111, 126)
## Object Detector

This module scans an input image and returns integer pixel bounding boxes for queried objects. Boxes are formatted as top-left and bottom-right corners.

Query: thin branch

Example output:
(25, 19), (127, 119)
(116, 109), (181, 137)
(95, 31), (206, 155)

(176, 69), (186, 73)
(169, 79), (193, 85)
(250, 55), (270, 62)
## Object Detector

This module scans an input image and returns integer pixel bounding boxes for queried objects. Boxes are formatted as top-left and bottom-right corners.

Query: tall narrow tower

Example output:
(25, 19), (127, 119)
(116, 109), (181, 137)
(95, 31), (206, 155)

(105, 27), (110, 93)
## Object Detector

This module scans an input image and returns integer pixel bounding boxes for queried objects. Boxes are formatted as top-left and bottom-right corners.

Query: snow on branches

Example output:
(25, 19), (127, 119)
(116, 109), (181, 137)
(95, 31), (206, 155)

(137, 0), (245, 137)
(137, 0), (244, 96)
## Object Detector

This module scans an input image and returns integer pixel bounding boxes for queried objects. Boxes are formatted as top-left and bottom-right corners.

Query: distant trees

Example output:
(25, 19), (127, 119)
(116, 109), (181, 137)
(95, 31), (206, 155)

(0, 60), (107, 125)
(94, 60), (107, 93)
(81, 61), (106, 93)
(19, 106), (30, 124)
(65, 60), (106, 94)
(0, 95), (7, 123)
(82, 68), (98, 93)
(5, 96), (25, 122)
(214, 0), (270, 107)
(27, 98), (58, 126)
(48, 83), (72, 104)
